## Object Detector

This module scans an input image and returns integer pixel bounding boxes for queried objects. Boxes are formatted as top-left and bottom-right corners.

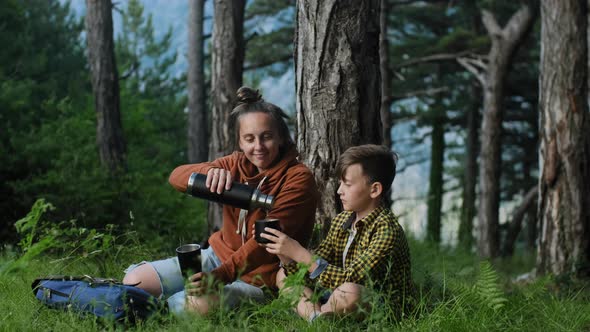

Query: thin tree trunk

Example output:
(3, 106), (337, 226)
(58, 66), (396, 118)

(296, 0), (382, 231)
(459, 4), (535, 258)
(501, 186), (537, 256)
(188, 0), (208, 163)
(85, 0), (126, 173)
(459, 82), (479, 250)
(522, 146), (537, 251)
(525, 204), (537, 251)
(426, 119), (444, 243)
(426, 70), (445, 243)
(380, 0), (392, 149)
(458, 5), (481, 251)
(537, 0), (590, 277)
(208, 0), (245, 233)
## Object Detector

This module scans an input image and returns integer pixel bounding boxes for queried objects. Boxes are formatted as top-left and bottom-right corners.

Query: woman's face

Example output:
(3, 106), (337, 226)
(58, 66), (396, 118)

(238, 112), (282, 173)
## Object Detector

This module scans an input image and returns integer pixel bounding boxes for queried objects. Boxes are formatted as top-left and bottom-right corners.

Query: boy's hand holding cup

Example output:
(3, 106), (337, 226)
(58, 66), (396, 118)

(256, 220), (310, 264)
(254, 218), (281, 244)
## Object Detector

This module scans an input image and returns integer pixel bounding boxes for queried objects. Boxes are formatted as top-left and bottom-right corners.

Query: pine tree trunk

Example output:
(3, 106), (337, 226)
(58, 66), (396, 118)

(85, 0), (126, 173)
(426, 72), (445, 243)
(459, 82), (479, 250)
(537, 0), (590, 277)
(458, 8), (481, 251)
(208, 0), (245, 233)
(187, 0), (208, 163)
(295, 0), (382, 230)
(426, 116), (444, 243)
(380, 0), (392, 149)
(525, 204), (537, 251)
(522, 149), (537, 251)
(475, 5), (534, 258)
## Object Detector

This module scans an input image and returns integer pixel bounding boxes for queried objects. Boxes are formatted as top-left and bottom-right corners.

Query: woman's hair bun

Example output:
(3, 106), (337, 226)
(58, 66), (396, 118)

(236, 86), (263, 105)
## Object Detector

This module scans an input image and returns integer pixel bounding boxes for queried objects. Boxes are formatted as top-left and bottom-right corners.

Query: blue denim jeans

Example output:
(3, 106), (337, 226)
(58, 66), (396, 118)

(124, 246), (265, 313)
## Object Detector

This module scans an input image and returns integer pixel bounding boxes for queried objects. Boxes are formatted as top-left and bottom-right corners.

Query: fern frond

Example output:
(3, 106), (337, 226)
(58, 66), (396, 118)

(473, 261), (508, 311)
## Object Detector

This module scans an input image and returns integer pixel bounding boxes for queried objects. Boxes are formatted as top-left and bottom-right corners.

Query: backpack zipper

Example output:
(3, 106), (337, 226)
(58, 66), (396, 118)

(40, 286), (69, 299)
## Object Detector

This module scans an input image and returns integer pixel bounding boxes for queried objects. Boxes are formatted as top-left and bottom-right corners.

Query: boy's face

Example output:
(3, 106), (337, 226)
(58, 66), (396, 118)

(337, 164), (375, 213)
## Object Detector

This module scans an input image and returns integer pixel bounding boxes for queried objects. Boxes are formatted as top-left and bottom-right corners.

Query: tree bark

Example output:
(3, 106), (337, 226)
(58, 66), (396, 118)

(380, 0), (392, 149)
(537, 0), (590, 278)
(501, 186), (537, 256)
(426, 114), (444, 243)
(522, 144), (537, 251)
(208, 0), (245, 233)
(296, 0), (382, 230)
(525, 204), (537, 250)
(458, 5), (481, 251)
(459, 82), (479, 250)
(85, 0), (126, 173)
(460, 4), (535, 258)
(426, 69), (445, 243)
(187, 0), (208, 163)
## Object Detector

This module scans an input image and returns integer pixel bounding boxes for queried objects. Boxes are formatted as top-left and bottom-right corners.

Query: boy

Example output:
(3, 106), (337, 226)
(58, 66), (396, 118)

(260, 144), (414, 321)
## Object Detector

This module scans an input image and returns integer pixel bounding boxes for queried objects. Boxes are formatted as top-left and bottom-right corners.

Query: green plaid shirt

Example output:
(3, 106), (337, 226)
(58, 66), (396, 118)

(283, 205), (413, 300)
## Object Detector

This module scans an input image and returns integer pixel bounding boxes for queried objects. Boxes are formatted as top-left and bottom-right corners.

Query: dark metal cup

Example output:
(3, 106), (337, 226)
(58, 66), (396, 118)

(255, 219), (281, 244)
(176, 243), (201, 278)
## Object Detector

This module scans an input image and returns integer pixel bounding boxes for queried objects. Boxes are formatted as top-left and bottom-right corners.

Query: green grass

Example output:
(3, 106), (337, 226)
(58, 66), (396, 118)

(1, 239), (589, 332)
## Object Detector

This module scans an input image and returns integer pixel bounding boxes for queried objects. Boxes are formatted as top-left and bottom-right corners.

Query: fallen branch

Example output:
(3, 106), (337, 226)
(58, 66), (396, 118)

(394, 50), (475, 69)
(501, 186), (538, 257)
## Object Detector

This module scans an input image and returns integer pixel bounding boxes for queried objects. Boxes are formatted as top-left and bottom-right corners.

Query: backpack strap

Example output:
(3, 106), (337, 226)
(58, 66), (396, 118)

(32, 275), (140, 295)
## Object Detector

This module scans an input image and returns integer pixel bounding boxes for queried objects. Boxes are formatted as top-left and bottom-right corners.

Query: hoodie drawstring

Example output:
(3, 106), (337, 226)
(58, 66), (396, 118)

(236, 176), (268, 245)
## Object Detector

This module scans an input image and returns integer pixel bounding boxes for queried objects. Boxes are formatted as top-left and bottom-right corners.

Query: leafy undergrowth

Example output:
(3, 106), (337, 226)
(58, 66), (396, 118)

(1, 237), (589, 332)
(1, 202), (588, 330)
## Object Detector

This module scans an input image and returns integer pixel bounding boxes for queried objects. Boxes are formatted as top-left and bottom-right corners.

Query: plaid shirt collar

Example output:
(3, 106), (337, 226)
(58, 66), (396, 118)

(341, 204), (386, 230)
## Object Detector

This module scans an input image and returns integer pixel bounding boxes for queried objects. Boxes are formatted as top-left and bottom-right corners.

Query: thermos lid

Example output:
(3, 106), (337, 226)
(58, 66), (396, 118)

(187, 172), (200, 195)
(251, 192), (274, 211)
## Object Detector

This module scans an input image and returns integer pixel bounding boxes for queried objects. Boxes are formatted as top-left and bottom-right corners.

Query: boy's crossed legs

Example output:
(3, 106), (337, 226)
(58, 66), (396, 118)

(276, 268), (367, 321)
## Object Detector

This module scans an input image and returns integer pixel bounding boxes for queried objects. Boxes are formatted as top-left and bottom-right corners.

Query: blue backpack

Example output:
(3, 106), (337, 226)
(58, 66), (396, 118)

(32, 275), (161, 322)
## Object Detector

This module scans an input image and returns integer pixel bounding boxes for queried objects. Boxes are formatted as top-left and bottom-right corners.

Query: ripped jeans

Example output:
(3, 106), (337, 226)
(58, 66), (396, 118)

(124, 246), (265, 313)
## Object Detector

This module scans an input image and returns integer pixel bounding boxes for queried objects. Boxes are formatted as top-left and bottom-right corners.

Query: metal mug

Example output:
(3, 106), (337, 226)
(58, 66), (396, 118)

(255, 219), (281, 244)
(176, 243), (202, 278)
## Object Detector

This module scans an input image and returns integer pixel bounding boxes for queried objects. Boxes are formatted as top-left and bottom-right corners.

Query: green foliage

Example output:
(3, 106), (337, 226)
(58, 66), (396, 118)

(246, 0), (292, 20)
(14, 199), (55, 252)
(116, 0), (183, 97)
(3, 199), (129, 276)
(5, 199), (59, 274)
(0, 0), (206, 249)
(2, 236), (589, 331)
(244, 26), (293, 76)
(244, 0), (294, 77)
(435, 28), (486, 53)
(0, 0), (88, 236)
(472, 261), (508, 311)
(110, 0), (203, 246)
(389, 1), (540, 242)
(276, 262), (312, 307)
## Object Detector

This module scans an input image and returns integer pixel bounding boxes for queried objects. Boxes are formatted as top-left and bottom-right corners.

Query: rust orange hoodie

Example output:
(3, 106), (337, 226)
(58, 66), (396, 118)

(168, 146), (318, 288)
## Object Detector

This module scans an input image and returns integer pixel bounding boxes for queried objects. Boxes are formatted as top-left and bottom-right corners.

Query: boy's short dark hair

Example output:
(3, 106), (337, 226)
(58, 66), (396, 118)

(336, 144), (398, 195)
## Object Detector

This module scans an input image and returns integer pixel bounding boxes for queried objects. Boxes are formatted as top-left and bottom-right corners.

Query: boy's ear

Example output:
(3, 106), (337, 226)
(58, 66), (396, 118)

(370, 182), (383, 199)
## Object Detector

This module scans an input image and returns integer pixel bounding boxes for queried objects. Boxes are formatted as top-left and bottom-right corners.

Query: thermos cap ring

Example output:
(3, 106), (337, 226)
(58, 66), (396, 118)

(187, 173), (198, 195)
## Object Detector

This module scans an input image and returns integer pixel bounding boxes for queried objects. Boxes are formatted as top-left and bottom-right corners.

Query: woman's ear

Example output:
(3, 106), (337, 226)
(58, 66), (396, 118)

(370, 182), (383, 199)
(278, 136), (288, 154)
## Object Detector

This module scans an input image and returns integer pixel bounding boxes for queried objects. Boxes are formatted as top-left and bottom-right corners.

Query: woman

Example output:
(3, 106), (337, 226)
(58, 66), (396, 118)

(123, 87), (318, 315)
